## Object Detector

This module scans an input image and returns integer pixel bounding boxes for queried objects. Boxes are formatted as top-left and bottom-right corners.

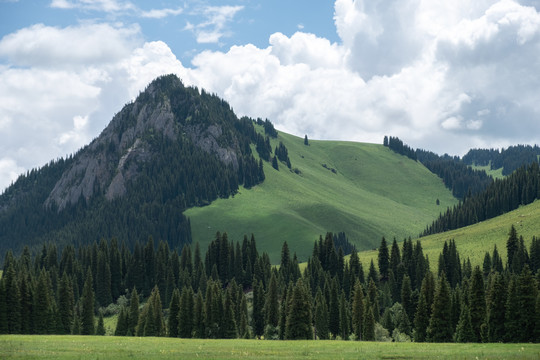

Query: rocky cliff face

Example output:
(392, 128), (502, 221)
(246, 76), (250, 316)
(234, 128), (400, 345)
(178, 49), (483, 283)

(44, 75), (241, 210)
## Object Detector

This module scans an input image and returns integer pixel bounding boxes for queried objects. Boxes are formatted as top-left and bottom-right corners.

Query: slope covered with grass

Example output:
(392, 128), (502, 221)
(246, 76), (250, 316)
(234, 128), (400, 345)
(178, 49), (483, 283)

(186, 131), (457, 263)
(357, 199), (540, 270)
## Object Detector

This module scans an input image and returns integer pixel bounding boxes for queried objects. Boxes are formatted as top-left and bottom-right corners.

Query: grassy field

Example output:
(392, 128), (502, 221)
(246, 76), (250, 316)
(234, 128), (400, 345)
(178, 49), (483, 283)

(356, 199), (540, 270)
(186, 131), (457, 263)
(0, 335), (538, 359)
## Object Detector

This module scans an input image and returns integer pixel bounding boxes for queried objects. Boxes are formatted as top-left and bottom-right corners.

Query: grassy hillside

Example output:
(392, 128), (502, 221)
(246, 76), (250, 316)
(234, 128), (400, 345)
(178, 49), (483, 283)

(357, 199), (540, 271)
(186, 131), (457, 263)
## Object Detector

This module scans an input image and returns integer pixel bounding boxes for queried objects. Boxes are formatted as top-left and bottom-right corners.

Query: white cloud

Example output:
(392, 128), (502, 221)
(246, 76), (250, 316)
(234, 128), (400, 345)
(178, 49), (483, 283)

(0, 23), (140, 68)
(50, 0), (135, 12)
(185, 5), (244, 44)
(0, 158), (24, 191)
(140, 7), (183, 19)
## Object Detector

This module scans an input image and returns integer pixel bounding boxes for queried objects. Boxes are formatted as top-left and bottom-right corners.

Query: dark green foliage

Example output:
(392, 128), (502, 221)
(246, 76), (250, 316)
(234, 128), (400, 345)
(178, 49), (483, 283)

(192, 291), (205, 338)
(138, 285), (164, 337)
(413, 288), (429, 342)
(3, 261), (21, 334)
(96, 250), (112, 307)
(328, 278), (340, 338)
(178, 286), (194, 338)
(80, 269), (95, 335)
(385, 136), (417, 161)
(96, 311), (106, 335)
(427, 273), (453, 342)
(115, 307), (129, 336)
(504, 276), (520, 342)
(304, 135), (309, 146)
(285, 279), (313, 340)
(507, 225), (519, 272)
(264, 272), (279, 328)
(362, 298), (375, 341)
(455, 304), (474, 342)
(438, 240), (462, 288)
(128, 287), (139, 336)
(339, 291), (350, 339)
(401, 275), (413, 323)
(275, 142), (291, 169)
(468, 266), (486, 342)
(378, 237), (390, 282)
(58, 272), (75, 334)
(314, 288), (329, 340)
(486, 272), (506, 342)
(168, 288), (180, 337)
(424, 162), (540, 235)
(351, 280), (364, 340)
(221, 289), (237, 339)
(252, 278), (265, 337)
(515, 265), (537, 342)
(272, 155), (279, 170)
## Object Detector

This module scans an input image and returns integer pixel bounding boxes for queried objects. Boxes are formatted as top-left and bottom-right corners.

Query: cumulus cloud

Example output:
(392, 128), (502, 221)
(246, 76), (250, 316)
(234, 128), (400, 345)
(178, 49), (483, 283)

(50, 0), (135, 12)
(140, 7), (183, 19)
(2, 0), (540, 191)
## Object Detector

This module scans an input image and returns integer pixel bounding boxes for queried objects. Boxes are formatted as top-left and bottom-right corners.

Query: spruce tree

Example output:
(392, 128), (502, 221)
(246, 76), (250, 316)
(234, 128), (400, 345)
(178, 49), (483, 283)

(339, 291), (350, 339)
(96, 250), (112, 307)
(328, 277), (340, 338)
(504, 276), (520, 342)
(455, 304), (474, 342)
(115, 307), (129, 336)
(192, 291), (205, 338)
(378, 237), (390, 282)
(413, 290), (429, 342)
(3, 261), (21, 334)
(507, 225), (519, 272)
(314, 288), (329, 340)
(128, 287), (139, 336)
(351, 280), (364, 340)
(367, 279), (380, 322)
(427, 273), (452, 342)
(80, 269), (95, 335)
(168, 288), (180, 337)
(221, 289), (237, 339)
(468, 266), (486, 342)
(285, 279), (313, 340)
(516, 265), (537, 342)
(486, 272), (506, 342)
(178, 286), (194, 338)
(362, 299), (375, 341)
(264, 272), (279, 328)
(58, 272), (75, 334)
(401, 275), (413, 323)
(96, 310), (106, 335)
(252, 278), (265, 337)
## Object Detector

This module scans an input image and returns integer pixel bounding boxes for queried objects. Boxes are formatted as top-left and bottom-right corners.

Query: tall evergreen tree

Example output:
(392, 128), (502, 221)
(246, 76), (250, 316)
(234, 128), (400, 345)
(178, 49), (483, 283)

(285, 279), (313, 340)
(328, 277), (340, 338)
(264, 272), (279, 328)
(168, 288), (180, 337)
(486, 272), (506, 342)
(401, 275), (413, 323)
(507, 225), (519, 272)
(339, 291), (350, 339)
(427, 273), (453, 342)
(454, 304), (474, 343)
(128, 287), (139, 336)
(58, 272), (75, 334)
(96, 310), (106, 335)
(221, 289), (237, 339)
(314, 288), (329, 340)
(80, 269), (95, 335)
(362, 298), (375, 341)
(96, 250), (112, 307)
(468, 266), (486, 342)
(115, 307), (129, 336)
(504, 276), (520, 342)
(378, 237), (390, 282)
(33, 269), (52, 334)
(516, 265), (537, 342)
(3, 261), (21, 334)
(178, 286), (194, 338)
(351, 280), (364, 340)
(252, 278), (265, 337)
(192, 291), (205, 338)
(413, 289), (429, 342)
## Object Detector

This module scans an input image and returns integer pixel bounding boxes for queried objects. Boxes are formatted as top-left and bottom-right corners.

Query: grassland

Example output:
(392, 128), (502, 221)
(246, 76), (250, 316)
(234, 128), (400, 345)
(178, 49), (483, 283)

(186, 132), (457, 263)
(356, 199), (540, 270)
(1, 335), (538, 359)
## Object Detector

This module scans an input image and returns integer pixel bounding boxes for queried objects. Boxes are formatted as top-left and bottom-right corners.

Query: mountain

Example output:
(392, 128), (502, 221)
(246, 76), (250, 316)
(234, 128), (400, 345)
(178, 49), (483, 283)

(0, 74), (264, 255)
(0, 74), (458, 262)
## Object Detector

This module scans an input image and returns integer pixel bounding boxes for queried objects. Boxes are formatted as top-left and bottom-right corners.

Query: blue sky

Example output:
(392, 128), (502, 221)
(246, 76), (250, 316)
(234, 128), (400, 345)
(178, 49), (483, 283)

(1, 0), (540, 190)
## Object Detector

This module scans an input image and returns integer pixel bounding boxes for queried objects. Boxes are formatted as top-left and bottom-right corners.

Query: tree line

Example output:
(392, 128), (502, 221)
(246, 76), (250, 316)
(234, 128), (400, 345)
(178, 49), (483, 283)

(1, 227), (538, 342)
(463, 145), (540, 176)
(423, 162), (540, 236)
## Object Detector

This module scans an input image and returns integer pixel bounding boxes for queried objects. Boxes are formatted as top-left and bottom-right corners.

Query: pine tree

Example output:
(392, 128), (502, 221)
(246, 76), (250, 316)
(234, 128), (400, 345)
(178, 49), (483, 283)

(192, 291), (205, 338)
(80, 269), (95, 335)
(486, 272), (506, 342)
(3, 261), (21, 334)
(252, 278), (265, 337)
(168, 288), (180, 337)
(304, 135), (309, 145)
(264, 272), (279, 328)
(115, 307), (129, 336)
(96, 250), (112, 307)
(516, 265), (537, 342)
(413, 289), (429, 342)
(339, 291), (350, 339)
(96, 310), (106, 335)
(504, 276), (520, 342)
(328, 277), (340, 338)
(351, 280), (364, 340)
(178, 286), (194, 338)
(468, 266), (486, 342)
(427, 273), (452, 342)
(455, 304), (474, 342)
(401, 275), (413, 323)
(378, 237), (390, 282)
(362, 299), (375, 341)
(58, 272), (75, 334)
(285, 279), (313, 340)
(314, 288), (329, 340)
(221, 289), (237, 339)
(507, 225), (519, 272)
(278, 283), (291, 340)
(367, 279), (380, 322)
(128, 287), (139, 336)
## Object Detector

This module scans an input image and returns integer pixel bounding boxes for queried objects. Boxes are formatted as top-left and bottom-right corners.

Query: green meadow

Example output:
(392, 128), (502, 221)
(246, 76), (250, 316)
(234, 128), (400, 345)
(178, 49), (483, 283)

(1, 335), (538, 359)
(357, 199), (540, 270)
(186, 131), (457, 263)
